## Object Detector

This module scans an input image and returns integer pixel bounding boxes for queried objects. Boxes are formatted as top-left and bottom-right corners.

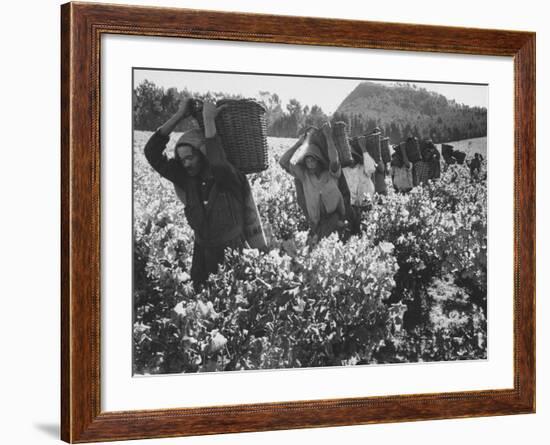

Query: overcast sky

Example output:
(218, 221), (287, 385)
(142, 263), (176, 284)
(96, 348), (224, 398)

(134, 68), (488, 114)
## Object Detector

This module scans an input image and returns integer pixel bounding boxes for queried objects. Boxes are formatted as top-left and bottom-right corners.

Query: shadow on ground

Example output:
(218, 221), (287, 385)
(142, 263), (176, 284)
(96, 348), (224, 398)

(33, 423), (59, 439)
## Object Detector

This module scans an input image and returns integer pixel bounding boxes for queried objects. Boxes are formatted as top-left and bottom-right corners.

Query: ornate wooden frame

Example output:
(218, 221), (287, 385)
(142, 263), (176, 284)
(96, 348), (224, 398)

(61, 2), (536, 442)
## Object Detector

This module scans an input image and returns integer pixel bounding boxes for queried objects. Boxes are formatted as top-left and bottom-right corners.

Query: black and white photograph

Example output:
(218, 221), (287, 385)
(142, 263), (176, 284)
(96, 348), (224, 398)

(1, 0), (545, 442)
(132, 68), (488, 375)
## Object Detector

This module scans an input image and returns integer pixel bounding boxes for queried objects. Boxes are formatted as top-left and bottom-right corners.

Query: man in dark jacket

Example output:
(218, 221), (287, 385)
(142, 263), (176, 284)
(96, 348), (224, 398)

(144, 99), (246, 289)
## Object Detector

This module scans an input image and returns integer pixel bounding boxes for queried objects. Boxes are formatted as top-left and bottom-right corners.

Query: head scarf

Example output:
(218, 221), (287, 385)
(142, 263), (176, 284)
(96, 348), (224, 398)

(174, 128), (206, 158)
(299, 143), (326, 167)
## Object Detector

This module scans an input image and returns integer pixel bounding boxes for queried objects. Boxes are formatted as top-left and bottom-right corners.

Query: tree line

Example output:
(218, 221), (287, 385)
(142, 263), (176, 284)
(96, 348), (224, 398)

(133, 80), (486, 143)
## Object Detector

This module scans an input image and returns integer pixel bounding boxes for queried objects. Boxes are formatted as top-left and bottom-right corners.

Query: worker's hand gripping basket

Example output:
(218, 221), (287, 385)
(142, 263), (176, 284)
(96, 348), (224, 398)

(191, 98), (269, 174)
(300, 123), (353, 168)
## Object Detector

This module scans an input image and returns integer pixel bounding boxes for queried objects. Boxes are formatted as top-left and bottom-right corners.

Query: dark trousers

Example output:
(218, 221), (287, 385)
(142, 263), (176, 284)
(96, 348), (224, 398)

(191, 235), (244, 290)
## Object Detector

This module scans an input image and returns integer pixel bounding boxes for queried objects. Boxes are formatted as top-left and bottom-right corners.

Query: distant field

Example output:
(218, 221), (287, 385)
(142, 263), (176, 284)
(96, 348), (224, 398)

(437, 137), (487, 159)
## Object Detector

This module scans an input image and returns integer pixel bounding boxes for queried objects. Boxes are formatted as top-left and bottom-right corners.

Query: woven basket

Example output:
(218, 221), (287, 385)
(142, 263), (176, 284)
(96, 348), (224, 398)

(304, 125), (353, 167)
(191, 98), (269, 174)
(364, 132), (382, 164)
(405, 137), (421, 163)
(453, 150), (466, 165)
(420, 139), (439, 162)
(331, 122), (354, 167)
(441, 144), (454, 158)
(380, 137), (391, 163)
(390, 148), (404, 167)
(399, 142), (411, 165)
(348, 137), (363, 162)
(348, 136), (358, 152)
(420, 139), (432, 159)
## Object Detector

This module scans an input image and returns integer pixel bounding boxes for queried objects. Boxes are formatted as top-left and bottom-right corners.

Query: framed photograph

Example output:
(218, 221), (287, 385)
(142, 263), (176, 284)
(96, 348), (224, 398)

(61, 2), (535, 442)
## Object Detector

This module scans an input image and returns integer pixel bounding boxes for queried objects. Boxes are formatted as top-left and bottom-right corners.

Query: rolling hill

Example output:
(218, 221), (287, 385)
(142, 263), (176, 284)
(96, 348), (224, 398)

(334, 81), (487, 144)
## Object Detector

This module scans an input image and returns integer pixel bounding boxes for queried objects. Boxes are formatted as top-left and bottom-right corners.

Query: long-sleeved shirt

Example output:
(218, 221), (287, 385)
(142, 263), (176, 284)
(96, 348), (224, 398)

(144, 129), (246, 245)
(279, 132), (345, 226)
(343, 151), (376, 205)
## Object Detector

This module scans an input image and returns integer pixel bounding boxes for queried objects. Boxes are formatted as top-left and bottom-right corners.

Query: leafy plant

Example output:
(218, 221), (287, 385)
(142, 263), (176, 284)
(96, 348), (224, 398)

(133, 133), (488, 374)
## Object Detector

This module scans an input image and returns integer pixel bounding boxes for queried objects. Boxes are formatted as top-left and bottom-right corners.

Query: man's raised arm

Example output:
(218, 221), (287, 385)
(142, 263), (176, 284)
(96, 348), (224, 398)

(322, 123), (341, 178)
(280, 133), (307, 182)
(144, 99), (192, 182)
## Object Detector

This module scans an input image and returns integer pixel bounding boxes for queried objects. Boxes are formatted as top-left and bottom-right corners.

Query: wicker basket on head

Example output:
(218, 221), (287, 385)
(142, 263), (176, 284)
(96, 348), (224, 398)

(331, 121), (354, 167)
(348, 136), (363, 162)
(405, 136), (422, 163)
(441, 144), (454, 158)
(364, 132), (382, 164)
(190, 98), (269, 174)
(348, 136), (358, 151)
(380, 137), (391, 164)
(453, 150), (466, 165)
(357, 135), (366, 152)
(398, 142), (411, 166)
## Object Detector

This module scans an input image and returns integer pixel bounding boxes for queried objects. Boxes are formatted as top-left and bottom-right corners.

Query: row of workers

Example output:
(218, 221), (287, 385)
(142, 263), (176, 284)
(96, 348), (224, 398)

(279, 126), (446, 243)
